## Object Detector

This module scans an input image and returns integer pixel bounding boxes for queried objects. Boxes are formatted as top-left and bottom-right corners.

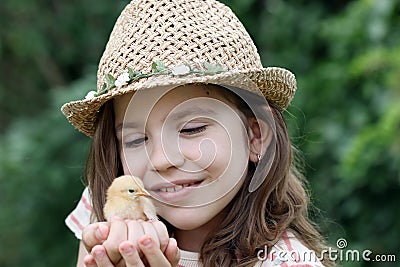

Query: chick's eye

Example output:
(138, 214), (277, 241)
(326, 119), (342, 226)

(128, 189), (135, 193)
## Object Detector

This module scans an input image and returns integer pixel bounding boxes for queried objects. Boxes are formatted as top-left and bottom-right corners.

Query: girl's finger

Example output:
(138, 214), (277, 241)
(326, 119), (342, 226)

(138, 236), (171, 266)
(119, 241), (145, 267)
(140, 221), (160, 249)
(102, 217), (127, 264)
(82, 222), (110, 252)
(164, 238), (180, 266)
(83, 254), (98, 267)
(91, 245), (114, 267)
(150, 220), (169, 252)
(126, 219), (144, 244)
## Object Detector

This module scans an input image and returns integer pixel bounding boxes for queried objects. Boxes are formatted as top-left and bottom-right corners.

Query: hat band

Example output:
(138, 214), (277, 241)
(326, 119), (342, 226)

(85, 61), (226, 100)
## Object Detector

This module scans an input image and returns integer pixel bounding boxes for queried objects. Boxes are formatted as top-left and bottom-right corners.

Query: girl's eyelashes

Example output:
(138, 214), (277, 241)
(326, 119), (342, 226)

(124, 136), (147, 148)
(180, 124), (207, 136)
(122, 123), (208, 147)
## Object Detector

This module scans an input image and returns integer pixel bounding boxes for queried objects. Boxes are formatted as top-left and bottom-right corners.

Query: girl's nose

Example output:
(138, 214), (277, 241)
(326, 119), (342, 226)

(149, 136), (184, 171)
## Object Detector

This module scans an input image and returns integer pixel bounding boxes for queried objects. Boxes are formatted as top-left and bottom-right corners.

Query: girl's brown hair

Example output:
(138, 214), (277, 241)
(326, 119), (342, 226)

(85, 85), (334, 266)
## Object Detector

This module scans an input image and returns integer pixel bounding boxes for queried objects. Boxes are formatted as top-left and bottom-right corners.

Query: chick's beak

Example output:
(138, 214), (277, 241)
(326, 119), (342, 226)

(135, 189), (151, 197)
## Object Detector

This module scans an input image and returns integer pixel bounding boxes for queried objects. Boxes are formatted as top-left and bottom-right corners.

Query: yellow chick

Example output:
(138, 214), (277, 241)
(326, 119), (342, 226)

(103, 175), (158, 221)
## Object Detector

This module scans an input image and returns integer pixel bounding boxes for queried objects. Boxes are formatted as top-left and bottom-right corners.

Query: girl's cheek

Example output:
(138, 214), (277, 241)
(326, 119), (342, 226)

(180, 139), (202, 160)
(179, 138), (215, 167)
(179, 134), (231, 175)
(120, 149), (147, 175)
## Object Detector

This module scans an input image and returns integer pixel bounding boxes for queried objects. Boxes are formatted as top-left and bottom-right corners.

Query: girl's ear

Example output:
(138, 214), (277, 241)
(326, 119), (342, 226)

(248, 117), (273, 163)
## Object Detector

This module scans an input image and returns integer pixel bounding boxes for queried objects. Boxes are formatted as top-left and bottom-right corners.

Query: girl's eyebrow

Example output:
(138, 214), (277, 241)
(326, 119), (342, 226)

(168, 106), (217, 121)
(115, 122), (139, 133)
(115, 107), (217, 133)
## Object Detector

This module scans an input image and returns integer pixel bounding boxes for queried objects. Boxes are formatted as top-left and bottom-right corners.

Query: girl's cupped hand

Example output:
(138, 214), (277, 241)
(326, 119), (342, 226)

(82, 217), (179, 267)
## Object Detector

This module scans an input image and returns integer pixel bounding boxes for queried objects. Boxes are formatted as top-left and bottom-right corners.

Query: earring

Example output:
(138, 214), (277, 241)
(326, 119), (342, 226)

(254, 154), (261, 169)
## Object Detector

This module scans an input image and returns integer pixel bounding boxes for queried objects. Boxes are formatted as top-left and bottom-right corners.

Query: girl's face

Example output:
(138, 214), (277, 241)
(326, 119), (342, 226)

(114, 84), (251, 230)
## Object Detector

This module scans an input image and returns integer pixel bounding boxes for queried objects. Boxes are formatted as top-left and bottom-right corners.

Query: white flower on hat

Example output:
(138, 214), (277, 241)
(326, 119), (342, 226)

(171, 64), (191, 76)
(85, 90), (97, 100)
(115, 71), (130, 87)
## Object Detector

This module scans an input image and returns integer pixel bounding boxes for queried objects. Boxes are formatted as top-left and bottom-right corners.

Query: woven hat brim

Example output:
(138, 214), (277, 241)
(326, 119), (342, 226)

(61, 67), (296, 137)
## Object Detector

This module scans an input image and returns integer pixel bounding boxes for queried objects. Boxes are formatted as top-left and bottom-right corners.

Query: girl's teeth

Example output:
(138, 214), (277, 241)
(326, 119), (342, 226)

(159, 183), (195, 192)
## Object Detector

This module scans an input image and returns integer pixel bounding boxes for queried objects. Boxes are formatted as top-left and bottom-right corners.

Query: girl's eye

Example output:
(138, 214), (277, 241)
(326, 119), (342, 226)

(124, 136), (147, 148)
(180, 125), (207, 135)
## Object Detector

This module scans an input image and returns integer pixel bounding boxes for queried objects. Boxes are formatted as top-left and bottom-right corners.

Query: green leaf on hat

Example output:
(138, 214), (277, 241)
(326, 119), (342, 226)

(128, 67), (141, 80)
(204, 62), (224, 74)
(151, 61), (168, 73)
(105, 74), (115, 89)
(128, 67), (134, 79)
(95, 83), (107, 96)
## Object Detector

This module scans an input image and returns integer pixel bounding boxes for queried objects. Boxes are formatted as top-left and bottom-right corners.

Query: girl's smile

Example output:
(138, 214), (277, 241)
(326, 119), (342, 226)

(149, 178), (204, 202)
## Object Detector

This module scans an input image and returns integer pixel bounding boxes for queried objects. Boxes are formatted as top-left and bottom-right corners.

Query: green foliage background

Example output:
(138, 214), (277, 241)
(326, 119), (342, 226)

(0, 0), (398, 266)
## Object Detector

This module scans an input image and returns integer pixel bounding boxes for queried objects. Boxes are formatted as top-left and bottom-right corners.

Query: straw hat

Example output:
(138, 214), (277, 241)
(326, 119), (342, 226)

(61, 0), (297, 137)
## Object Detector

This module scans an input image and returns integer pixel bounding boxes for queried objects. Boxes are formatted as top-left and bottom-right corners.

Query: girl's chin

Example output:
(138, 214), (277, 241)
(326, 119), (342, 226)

(159, 207), (219, 230)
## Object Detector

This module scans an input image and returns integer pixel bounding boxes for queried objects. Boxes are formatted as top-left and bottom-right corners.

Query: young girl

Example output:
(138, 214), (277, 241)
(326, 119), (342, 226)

(62, 0), (334, 266)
